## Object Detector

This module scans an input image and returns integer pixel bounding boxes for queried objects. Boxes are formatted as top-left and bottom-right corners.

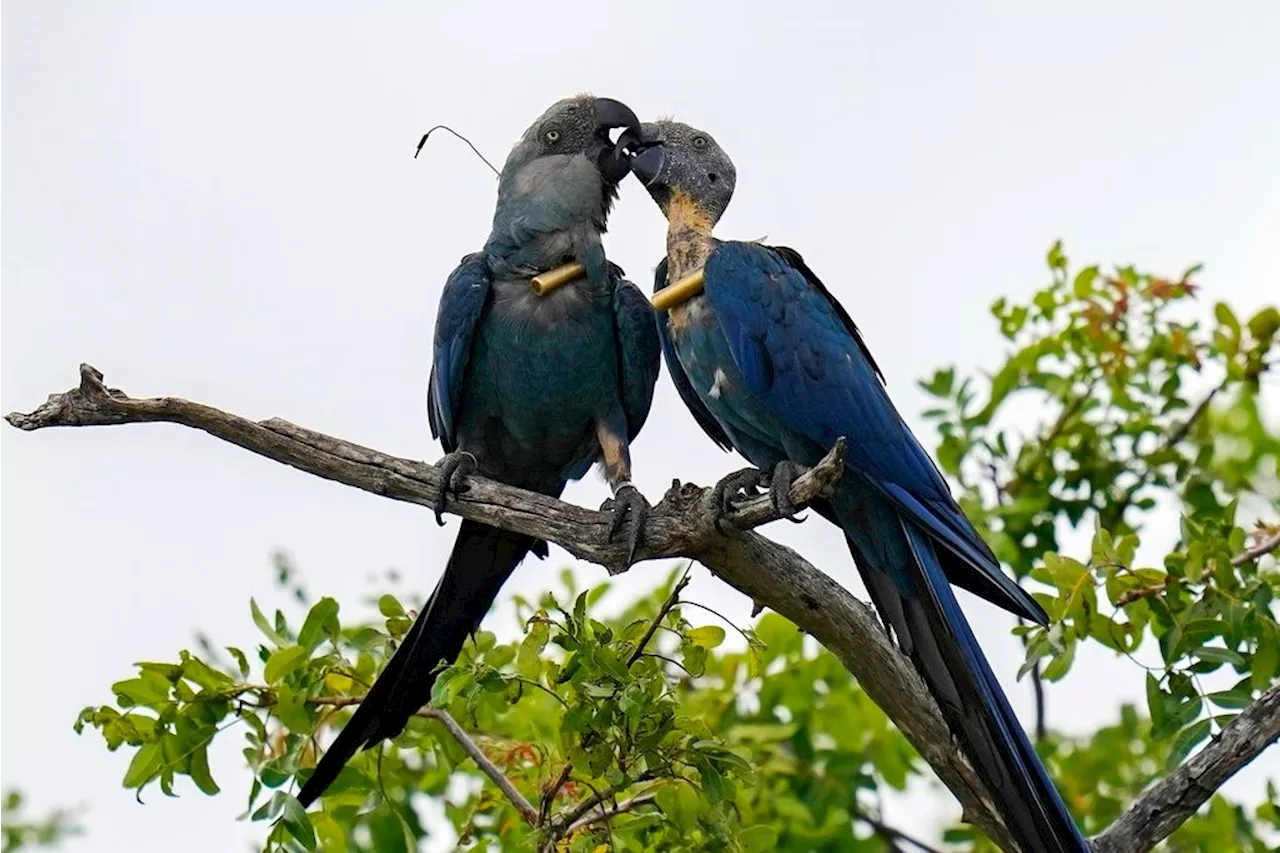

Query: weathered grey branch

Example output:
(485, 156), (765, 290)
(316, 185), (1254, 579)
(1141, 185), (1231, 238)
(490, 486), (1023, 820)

(424, 707), (540, 826)
(9, 365), (1278, 852)
(1092, 681), (1280, 853)
(290, 693), (539, 825)
(566, 791), (658, 835)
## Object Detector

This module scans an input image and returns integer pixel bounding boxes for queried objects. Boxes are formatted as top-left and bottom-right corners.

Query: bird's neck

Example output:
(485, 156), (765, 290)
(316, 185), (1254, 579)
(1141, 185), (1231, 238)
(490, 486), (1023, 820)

(664, 190), (715, 282)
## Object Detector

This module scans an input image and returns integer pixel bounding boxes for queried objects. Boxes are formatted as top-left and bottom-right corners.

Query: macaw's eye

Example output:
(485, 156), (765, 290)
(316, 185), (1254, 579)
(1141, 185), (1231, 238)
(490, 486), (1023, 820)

(544, 129), (561, 144)
(692, 135), (709, 149)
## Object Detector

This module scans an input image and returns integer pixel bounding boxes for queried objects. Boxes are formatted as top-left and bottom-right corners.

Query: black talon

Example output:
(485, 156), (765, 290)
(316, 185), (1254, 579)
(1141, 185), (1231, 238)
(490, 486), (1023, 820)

(432, 451), (477, 526)
(601, 485), (650, 574)
(710, 466), (770, 534)
(768, 461), (810, 523)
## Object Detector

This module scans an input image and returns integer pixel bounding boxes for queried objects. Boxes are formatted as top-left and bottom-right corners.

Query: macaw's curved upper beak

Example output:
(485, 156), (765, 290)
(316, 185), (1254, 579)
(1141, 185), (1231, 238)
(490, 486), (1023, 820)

(594, 97), (643, 184)
(628, 143), (665, 188)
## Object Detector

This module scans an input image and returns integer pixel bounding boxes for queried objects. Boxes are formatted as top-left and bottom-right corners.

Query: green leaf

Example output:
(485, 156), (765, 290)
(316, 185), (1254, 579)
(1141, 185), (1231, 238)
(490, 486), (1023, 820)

(280, 795), (317, 850)
(312, 812), (348, 853)
(686, 625), (726, 650)
(226, 647), (250, 678)
(518, 618), (551, 680)
(656, 783), (699, 831)
(1046, 240), (1067, 271)
(1193, 646), (1247, 670)
(1072, 266), (1100, 298)
(263, 645), (309, 685)
(1146, 673), (1167, 729)
(1247, 306), (1280, 341)
(1208, 688), (1255, 710)
(919, 367), (955, 397)
(297, 597), (339, 652)
(1043, 553), (1089, 599)
(377, 594), (405, 618)
(123, 741), (164, 789)
(188, 744), (220, 796)
(274, 684), (313, 732)
(697, 761), (726, 803)
(112, 674), (171, 708)
(1253, 625), (1278, 690)
(737, 825), (779, 853)
(1167, 719), (1212, 769)
(1215, 302), (1241, 338)
(250, 598), (289, 648)
(1041, 638), (1076, 681)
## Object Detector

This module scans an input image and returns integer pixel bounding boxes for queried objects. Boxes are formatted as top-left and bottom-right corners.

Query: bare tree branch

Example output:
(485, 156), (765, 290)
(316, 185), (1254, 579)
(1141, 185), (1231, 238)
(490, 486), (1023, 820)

(1233, 527), (1280, 566)
(1114, 524), (1280, 607)
(1091, 681), (1280, 853)
(9, 364), (1278, 852)
(292, 694), (540, 826)
(422, 707), (540, 826)
(854, 805), (947, 853)
(565, 791), (658, 835)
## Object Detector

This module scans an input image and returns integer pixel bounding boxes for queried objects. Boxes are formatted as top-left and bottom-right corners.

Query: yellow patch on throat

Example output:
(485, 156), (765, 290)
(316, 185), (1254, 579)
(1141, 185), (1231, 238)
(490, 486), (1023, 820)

(665, 190), (714, 278)
(653, 189), (715, 317)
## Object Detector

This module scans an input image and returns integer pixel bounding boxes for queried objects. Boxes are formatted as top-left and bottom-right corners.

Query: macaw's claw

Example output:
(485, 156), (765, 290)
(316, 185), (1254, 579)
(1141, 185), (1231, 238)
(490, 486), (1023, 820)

(601, 485), (650, 574)
(432, 451), (477, 526)
(710, 466), (770, 535)
(768, 461), (810, 523)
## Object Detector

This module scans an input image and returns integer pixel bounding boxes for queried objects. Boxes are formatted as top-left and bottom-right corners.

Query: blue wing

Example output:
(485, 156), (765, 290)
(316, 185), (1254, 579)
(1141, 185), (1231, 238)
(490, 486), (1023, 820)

(428, 252), (491, 452)
(611, 267), (663, 442)
(652, 257), (733, 451)
(703, 241), (1041, 621)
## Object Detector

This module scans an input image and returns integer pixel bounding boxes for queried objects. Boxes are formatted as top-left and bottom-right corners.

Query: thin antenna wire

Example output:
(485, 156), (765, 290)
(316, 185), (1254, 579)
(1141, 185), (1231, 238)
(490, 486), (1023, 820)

(414, 125), (500, 177)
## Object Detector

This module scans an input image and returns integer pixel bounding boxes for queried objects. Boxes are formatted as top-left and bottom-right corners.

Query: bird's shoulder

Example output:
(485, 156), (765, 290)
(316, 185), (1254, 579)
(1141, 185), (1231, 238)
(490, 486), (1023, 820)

(707, 241), (885, 383)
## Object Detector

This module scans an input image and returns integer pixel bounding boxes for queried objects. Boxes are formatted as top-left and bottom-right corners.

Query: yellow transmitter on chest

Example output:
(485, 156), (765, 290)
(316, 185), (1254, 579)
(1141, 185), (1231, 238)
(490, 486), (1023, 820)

(651, 269), (705, 312)
(530, 262), (586, 295)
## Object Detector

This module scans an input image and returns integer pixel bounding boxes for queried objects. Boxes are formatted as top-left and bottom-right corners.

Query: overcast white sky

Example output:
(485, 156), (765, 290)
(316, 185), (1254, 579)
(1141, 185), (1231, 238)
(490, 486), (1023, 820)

(3, 3), (1277, 851)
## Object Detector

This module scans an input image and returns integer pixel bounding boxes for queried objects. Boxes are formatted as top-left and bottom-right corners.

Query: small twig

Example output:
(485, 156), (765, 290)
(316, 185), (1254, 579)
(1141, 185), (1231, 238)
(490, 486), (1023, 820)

(639, 653), (692, 676)
(853, 806), (947, 853)
(1232, 528), (1280, 566)
(1114, 526), (1280, 607)
(540, 762), (575, 825)
(423, 707), (539, 825)
(1030, 660), (1048, 743)
(674, 599), (756, 646)
(1091, 681), (1280, 853)
(565, 791), (658, 835)
(1111, 380), (1224, 514)
(558, 773), (657, 830)
(272, 692), (539, 826)
(628, 570), (692, 666)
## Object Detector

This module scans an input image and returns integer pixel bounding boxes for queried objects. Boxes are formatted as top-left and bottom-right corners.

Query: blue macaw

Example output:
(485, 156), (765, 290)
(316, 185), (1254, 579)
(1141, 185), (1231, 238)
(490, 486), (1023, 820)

(298, 96), (661, 806)
(628, 121), (1087, 852)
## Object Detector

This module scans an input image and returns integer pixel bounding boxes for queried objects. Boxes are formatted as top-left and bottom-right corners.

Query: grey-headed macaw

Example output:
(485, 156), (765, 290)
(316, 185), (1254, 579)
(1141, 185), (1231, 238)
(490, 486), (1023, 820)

(298, 96), (660, 806)
(627, 120), (1087, 852)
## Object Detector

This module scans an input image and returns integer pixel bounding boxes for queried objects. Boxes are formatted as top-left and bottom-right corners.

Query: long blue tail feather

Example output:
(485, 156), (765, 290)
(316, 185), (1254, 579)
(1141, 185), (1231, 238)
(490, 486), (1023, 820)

(837, 490), (1088, 852)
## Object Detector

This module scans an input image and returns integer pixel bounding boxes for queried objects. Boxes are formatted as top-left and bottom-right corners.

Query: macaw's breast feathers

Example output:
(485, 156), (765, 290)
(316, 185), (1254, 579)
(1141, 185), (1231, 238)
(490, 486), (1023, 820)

(652, 257), (734, 451)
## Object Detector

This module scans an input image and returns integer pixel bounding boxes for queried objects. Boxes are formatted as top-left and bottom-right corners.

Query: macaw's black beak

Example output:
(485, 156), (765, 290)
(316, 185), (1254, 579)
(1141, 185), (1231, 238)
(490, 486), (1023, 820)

(594, 97), (643, 184)
(628, 143), (665, 188)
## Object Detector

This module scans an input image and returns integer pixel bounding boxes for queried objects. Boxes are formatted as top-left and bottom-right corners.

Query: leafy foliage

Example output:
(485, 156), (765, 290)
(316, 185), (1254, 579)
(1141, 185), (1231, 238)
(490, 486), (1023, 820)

(75, 245), (1278, 851)
(919, 242), (1279, 778)
(1, 791), (82, 852)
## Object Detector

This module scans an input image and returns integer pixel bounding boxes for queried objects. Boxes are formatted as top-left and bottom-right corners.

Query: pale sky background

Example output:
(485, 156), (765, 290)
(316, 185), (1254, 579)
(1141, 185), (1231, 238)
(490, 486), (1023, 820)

(3, 3), (1278, 851)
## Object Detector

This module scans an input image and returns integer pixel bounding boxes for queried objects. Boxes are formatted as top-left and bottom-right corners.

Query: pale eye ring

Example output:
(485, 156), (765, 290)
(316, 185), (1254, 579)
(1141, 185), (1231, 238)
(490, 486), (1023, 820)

(544, 129), (561, 143)
(692, 135), (709, 149)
